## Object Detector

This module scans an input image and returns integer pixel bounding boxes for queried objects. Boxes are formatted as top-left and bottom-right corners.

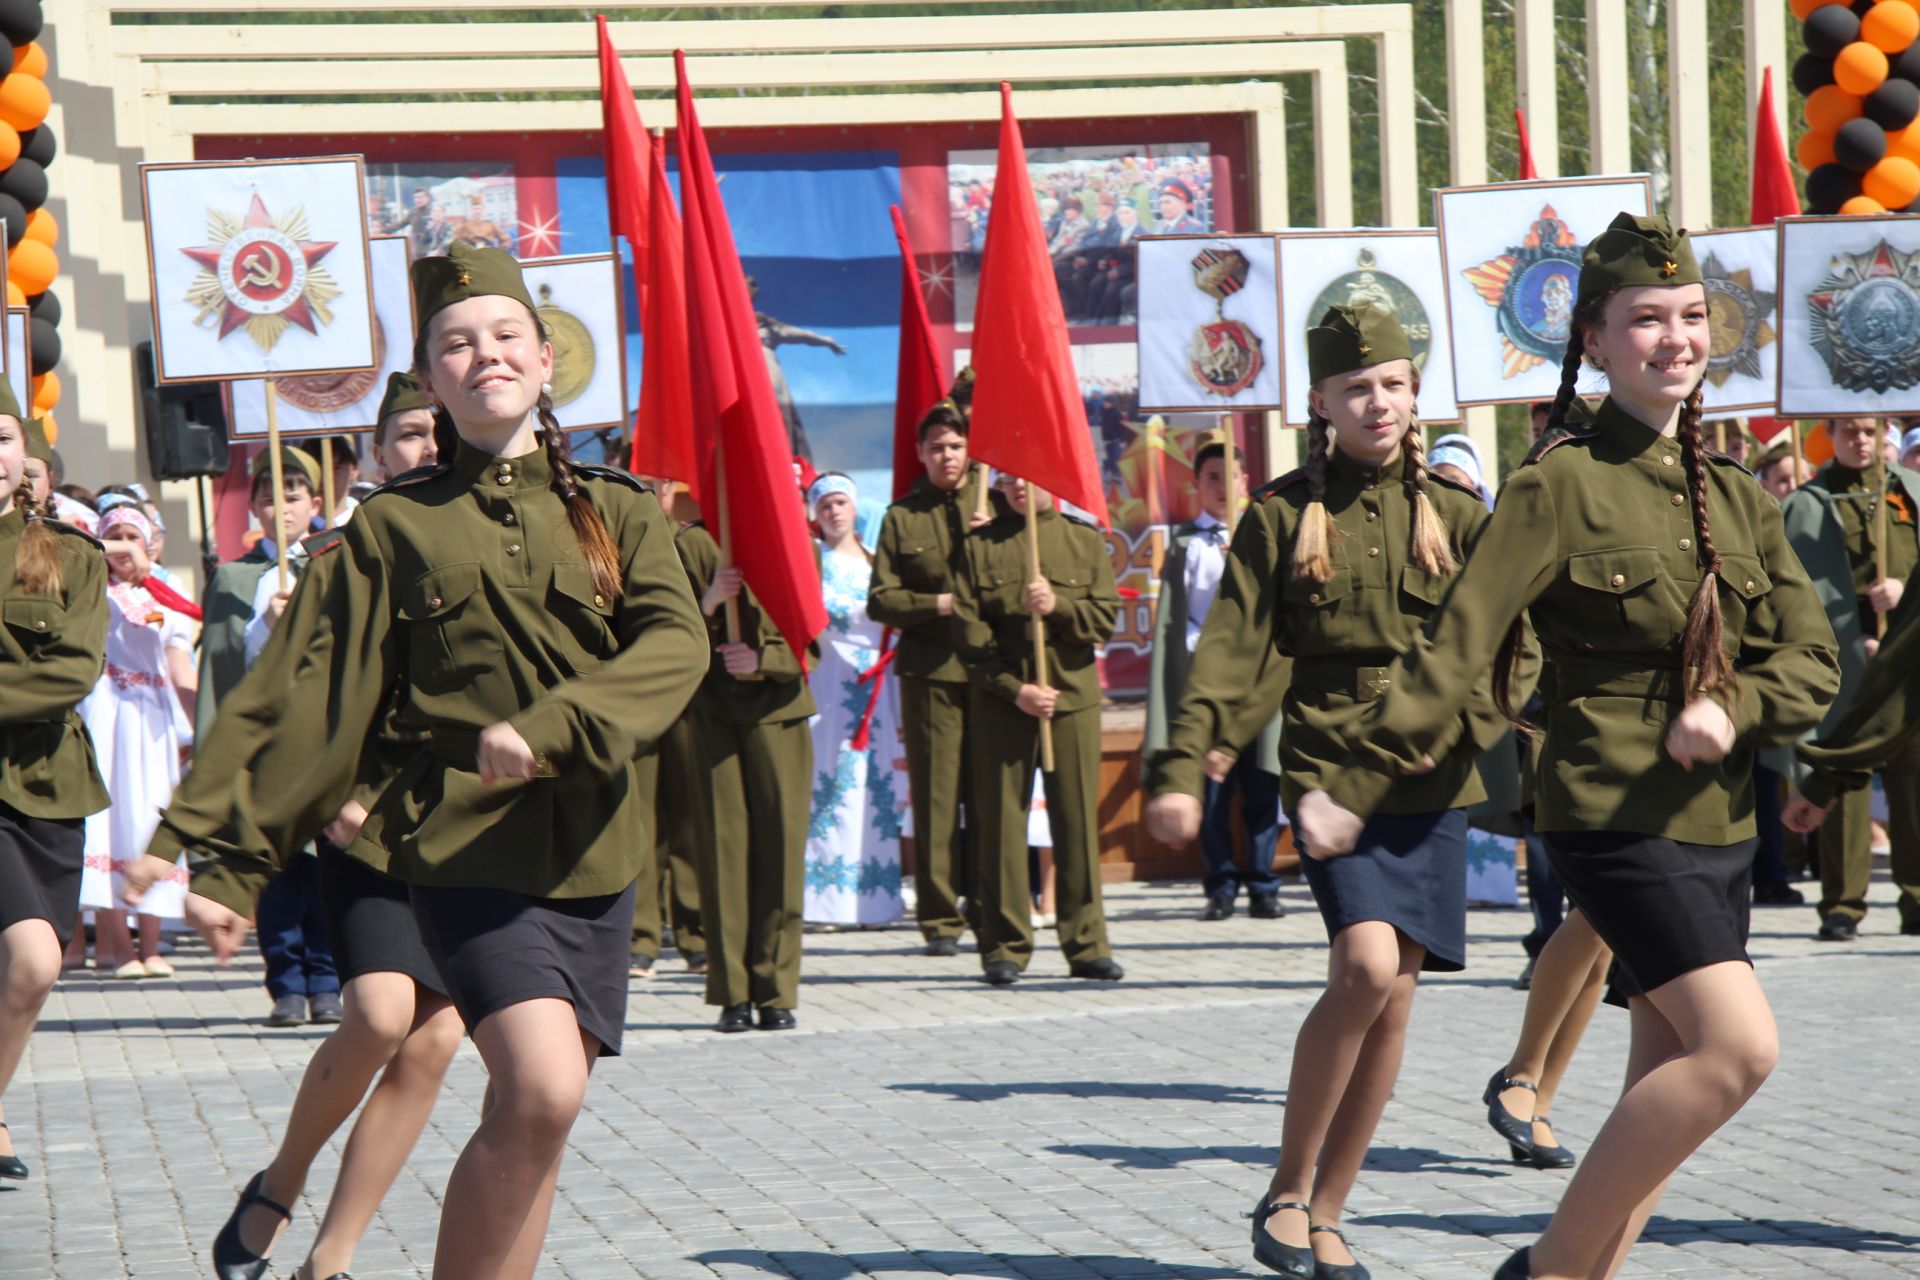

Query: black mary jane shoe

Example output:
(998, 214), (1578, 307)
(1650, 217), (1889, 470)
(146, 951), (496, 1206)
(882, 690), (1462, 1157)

(1249, 1197), (1314, 1279)
(756, 1006), (796, 1031)
(1308, 1223), (1370, 1280)
(715, 1003), (754, 1033)
(212, 1170), (293, 1280)
(1492, 1246), (1531, 1279)
(0, 1122), (26, 1180)
(1482, 1068), (1537, 1152)
(1512, 1116), (1577, 1170)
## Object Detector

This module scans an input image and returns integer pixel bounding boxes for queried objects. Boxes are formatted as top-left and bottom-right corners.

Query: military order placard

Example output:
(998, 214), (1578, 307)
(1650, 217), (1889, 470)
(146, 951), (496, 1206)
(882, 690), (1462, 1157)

(1777, 213), (1920, 418)
(1689, 226), (1779, 419)
(517, 253), (628, 433)
(1135, 233), (1282, 412)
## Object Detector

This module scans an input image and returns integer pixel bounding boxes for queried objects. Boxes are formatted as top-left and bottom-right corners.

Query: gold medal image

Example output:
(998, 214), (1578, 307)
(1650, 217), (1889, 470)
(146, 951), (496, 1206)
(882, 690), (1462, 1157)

(1185, 245), (1265, 397)
(1310, 248), (1434, 373)
(535, 282), (595, 408)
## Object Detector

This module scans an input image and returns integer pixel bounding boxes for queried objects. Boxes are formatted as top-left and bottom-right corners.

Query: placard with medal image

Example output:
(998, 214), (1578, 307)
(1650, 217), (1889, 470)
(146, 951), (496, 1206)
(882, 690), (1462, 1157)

(516, 253), (628, 433)
(1274, 228), (1459, 427)
(1434, 175), (1652, 407)
(139, 157), (377, 384)
(227, 236), (414, 439)
(1135, 233), (1282, 412)
(1777, 214), (1920, 417)
(1686, 226), (1778, 419)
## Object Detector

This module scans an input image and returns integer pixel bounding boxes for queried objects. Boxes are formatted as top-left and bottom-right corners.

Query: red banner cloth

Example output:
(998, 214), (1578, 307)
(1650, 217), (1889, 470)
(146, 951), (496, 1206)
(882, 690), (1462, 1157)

(595, 16), (648, 266)
(633, 132), (700, 495)
(889, 205), (946, 501)
(1515, 108), (1539, 181)
(849, 628), (897, 750)
(1749, 68), (1801, 225)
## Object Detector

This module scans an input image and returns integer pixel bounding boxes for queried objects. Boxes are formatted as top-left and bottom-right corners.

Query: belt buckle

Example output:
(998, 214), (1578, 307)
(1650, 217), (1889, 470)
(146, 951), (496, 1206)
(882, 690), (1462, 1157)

(1359, 668), (1392, 700)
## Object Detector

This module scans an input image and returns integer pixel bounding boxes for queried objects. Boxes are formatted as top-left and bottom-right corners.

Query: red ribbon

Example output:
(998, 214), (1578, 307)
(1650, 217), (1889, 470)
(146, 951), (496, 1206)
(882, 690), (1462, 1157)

(142, 574), (204, 622)
(849, 627), (898, 751)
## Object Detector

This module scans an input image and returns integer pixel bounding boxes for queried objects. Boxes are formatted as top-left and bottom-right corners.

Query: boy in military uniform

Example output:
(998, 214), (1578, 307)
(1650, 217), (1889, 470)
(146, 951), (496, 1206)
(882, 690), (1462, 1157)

(955, 472), (1123, 985)
(867, 400), (985, 954)
(1779, 417), (1920, 939)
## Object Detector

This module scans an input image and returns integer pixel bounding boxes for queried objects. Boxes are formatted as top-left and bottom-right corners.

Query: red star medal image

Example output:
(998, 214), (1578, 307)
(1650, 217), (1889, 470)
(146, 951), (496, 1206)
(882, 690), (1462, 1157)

(181, 194), (343, 353)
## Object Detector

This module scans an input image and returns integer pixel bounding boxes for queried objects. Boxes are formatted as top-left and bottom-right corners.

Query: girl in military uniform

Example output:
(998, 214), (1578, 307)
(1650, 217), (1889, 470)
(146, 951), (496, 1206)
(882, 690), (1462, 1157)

(1146, 303), (1511, 1280)
(0, 396), (109, 1184)
(1293, 216), (1839, 1280)
(126, 242), (710, 1278)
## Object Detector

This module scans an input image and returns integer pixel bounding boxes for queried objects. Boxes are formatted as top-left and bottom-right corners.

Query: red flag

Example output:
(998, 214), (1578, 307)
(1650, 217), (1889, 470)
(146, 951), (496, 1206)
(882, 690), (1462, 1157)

(595, 16), (648, 265)
(967, 84), (1110, 528)
(1750, 67), (1801, 224)
(674, 50), (826, 662)
(1746, 416), (1790, 444)
(632, 133), (699, 494)
(1514, 108), (1539, 181)
(889, 204), (945, 500)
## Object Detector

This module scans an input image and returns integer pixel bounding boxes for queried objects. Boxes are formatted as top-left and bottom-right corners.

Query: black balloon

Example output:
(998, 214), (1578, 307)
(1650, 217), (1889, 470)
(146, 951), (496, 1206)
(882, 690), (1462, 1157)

(1808, 162), (1866, 211)
(0, 44), (12, 81)
(1853, 0), (1876, 15)
(0, 0), (40, 48)
(1835, 116), (1889, 172)
(0, 158), (46, 211)
(1867, 78), (1920, 130)
(28, 317), (57, 372)
(1893, 43), (1920, 85)
(17, 126), (52, 169)
(1805, 3), (1862, 58)
(1794, 52), (1838, 97)
(28, 286), (55, 325)
(0, 192), (23, 247)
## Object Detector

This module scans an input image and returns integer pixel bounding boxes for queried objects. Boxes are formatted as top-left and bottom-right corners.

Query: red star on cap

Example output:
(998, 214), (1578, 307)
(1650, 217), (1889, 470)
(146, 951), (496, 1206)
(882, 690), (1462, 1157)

(181, 194), (338, 339)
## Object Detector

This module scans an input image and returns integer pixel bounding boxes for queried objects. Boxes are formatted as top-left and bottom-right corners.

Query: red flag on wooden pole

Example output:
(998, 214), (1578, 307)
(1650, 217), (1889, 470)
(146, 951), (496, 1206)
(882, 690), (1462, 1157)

(674, 50), (826, 662)
(632, 132), (699, 494)
(889, 204), (945, 501)
(1750, 67), (1801, 224)
(1514, 108), (1539, 181)
(967, 83), (1110, 529)
(595, 15), (648, 265)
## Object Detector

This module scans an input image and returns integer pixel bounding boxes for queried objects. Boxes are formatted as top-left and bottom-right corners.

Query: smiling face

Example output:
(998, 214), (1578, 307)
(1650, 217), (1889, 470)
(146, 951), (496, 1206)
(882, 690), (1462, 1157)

(421, 295), (553, 441)
(1308, 359), (1418, 468)
(1585, 283), (1709, 418)
(0, 416), (22, 514)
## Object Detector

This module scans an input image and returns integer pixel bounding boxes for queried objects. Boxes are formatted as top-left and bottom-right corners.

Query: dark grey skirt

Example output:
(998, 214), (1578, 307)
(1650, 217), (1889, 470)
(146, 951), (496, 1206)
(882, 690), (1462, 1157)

(0, 802), (82, 948)
(1296, 808), (1469, 972)
(317, 841), (446, 995)
(409, 877), (638, 1057)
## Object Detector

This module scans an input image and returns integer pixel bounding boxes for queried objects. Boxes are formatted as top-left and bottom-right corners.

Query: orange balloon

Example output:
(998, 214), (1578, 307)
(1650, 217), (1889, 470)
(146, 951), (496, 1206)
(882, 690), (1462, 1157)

(1865, 154), (1920, 206)
(1806, 84), (1867, 133)
(7, 238), (55, 295)
(1864, 0), (1920, 50)
(1791, 0), (1846, 17)
(1798, 129), (1839, 170)
(39, 412), (55, 447)
(0, 73), (48, 132)
(1841, 193), (1889, 214)
(10, 43), (44, 79)
(1836, 42), (1892, 95)
(31, 370), (58, 412)
(22, 208), (55, 248)
(0, 123), (17, 171)
(5, 283), (23, 308)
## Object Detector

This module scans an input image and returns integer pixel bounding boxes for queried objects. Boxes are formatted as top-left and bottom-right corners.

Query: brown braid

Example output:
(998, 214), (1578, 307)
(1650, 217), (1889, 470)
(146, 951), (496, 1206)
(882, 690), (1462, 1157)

(1400, 415), (1456, 576)
(1290, 415), (1337, 583)
(10, 486), (66, 598)
(1674, 381), (1739, 706)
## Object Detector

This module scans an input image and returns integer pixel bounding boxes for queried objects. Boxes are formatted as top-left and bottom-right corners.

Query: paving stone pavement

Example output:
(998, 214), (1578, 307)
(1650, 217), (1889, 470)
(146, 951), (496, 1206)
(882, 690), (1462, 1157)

(4, 874), (1918, 1280)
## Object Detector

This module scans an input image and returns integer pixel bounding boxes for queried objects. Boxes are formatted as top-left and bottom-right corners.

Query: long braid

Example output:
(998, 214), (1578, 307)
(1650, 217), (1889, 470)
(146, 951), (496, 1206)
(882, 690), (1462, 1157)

(537, 389), (623, 604)
(1400, 415), (1456, 575)
(1674, 381), (1739, 706)
(1290, 415), (1336, 583)
(11, 484), (66, 597)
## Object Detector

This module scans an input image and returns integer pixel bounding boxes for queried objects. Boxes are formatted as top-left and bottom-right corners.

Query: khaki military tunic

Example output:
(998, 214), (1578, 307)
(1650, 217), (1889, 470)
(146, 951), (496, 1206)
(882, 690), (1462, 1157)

(0, 507), (108, 819)
(1800, 590), (1920, 808)
(953, 504), (1118, 971)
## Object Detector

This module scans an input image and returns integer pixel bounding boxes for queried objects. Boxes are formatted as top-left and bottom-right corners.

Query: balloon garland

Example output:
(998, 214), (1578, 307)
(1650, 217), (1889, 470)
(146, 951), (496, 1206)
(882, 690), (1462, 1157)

(0, 0), (56, 436)
(1795, 0), (1920, 215)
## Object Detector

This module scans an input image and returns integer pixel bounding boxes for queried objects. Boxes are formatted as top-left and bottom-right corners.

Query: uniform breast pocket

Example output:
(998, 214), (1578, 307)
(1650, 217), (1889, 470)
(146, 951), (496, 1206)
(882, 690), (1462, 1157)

(1281, 570), (1356, 644)
(900, 538), (946, 587)
(3, 597), (64, 649)
(550, 561), (618, 665)
(1716, 553), (1772, 640)
(1046, 568), (1091, 607)
(1398, 565), (1449, 618)
(1565, 546), (1675, 647)
(399, 563), (497, 687)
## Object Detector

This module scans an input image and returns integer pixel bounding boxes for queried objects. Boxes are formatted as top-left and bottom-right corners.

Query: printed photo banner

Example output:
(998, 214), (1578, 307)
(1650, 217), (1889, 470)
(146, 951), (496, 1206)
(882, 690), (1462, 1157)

(518, 253), (627, 433)
(1275, 228), (1459, 427)
(1690, 226), (1780, 420)
(1135, 233), (1282, 412)
(227, 236), (414, 439)
(1434, 175), (1653, 407)
(1777, 214), (1920, 418)
(5, 306), (25, 418)
(140, 156), (377, 385)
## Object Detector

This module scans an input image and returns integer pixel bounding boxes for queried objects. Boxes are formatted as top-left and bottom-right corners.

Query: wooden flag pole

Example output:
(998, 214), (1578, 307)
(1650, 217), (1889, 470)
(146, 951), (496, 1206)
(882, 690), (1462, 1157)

(1024, 480), (1055, 772)
(974, 460), (992, 524)
(320, 435), (336, 531)
(1221, 414), (1240, 528)
(713, 424), (743, 646)
(1788, 419), (1805, 479)
(1875, 427), (1890, 641)
(1714, 420), (1726, 454)
(263, 379), (290, 592)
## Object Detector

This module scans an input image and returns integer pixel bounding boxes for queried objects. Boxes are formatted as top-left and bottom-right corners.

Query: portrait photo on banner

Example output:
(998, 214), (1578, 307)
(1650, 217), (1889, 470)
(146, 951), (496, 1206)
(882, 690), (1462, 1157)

(140, 156), (377, 384)
(1690, 225), (1779, 420)
(226, 235), (413, 440)
(518, 253), (628, 434)
(1135, 233), (1281, 412)
(1274, 228), (1459, 427)
(1435, 175), (1653, 406)
(1777, 213), (1920, 418)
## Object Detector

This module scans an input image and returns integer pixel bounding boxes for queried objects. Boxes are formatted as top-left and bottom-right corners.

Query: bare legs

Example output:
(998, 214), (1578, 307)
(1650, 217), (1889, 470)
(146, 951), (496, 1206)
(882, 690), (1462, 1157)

(1264, 920), (1426, 1268)
(1497, 911), (1610, 1151)
(0, 919), (62, 1162)
(1525, 961), (1778, 1280)
(430, 999), (599, 1280)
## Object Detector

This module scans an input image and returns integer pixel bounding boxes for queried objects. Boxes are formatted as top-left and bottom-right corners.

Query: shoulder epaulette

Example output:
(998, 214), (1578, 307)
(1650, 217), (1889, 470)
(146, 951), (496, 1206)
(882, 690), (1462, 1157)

(33, 515), (104, 551)
(675, 518), (709, 538)
(571, 462), (654, 494)
(1424, 467), (1485, 499)
(1523, 421), (1599, 467)
(364, 463), (450, 498)
(1704, 450), (1754, 477)
(300, 529), (345, 558)
(1061, 509), (1099, 530)
(1251, 467), (1308, 502)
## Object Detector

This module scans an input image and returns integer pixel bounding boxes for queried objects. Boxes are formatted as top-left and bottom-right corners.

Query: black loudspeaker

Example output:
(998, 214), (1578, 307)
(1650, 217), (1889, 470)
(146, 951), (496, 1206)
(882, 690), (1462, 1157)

(136, 341), (230, 479)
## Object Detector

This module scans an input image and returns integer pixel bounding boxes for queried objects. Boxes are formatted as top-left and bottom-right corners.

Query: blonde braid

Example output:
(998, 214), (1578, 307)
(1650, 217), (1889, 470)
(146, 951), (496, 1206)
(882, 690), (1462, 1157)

(1400, 417), (1456, 576)
(1290, 416), (1336, 583)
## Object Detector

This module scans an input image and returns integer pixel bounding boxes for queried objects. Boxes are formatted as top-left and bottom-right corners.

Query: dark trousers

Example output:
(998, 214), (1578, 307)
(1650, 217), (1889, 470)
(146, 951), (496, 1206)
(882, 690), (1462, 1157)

(1520, 817), (1564, 959)
(256, 854), (339, 1000)
(1200, 754), (1282, 900)
(1751, 762), (1791, 891)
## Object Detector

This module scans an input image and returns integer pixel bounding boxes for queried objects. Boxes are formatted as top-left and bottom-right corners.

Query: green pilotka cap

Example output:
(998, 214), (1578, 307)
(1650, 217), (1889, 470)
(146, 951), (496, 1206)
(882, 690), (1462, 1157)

(377, 371), (431, 425)
(0, 379), (49, 462)
(1577, 213), (1702, 309)
(249, 444), (321, 490)
(1306, 303), (1413, 384)
(410, 241), (535, 331)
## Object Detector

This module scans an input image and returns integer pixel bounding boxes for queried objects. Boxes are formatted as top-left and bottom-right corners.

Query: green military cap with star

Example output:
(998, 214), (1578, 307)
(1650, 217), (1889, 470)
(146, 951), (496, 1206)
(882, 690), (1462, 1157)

(410, 240), (535, 331)
(377, 371), (432, 425)
(1307, 302), (1413, 384)
(1577, 212), (1701, 308)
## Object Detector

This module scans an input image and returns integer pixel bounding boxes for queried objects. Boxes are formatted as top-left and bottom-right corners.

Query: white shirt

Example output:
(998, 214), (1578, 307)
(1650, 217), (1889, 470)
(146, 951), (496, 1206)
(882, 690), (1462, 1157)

(1183, 511), (1229, 652)
(242, 540), (308, 667)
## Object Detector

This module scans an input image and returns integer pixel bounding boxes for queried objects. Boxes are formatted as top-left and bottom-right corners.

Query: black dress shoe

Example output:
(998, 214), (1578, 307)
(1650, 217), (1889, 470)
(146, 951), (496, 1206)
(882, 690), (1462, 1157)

(308, 992), (344, 1025)
(1308, 1223), (1370, 1280)
(212, 1170), (292, 1280)
(1752, 881), (1805, 905)
(685, 952), (709, 974)
(925, 935), (961, 957)
(1202, 895), (1235, 921)
(756, 1006), (796, 1030)
(0, 1122), (27, 1180)
(1249, 1197), (1314, 1278)
(1250, 894), (1285, 919)
(1482, 1068), (1536, 1151)
(267, 994), (307, 1027)
(1817, 912), (1859, 942)
(982, 960), (1020, 985)
(1492, 1246), (1531, 1279)
(714, 1003), (754, 1033)
(1514, 1117), (1577, 1170)
(1070, 957), (1125, 981)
